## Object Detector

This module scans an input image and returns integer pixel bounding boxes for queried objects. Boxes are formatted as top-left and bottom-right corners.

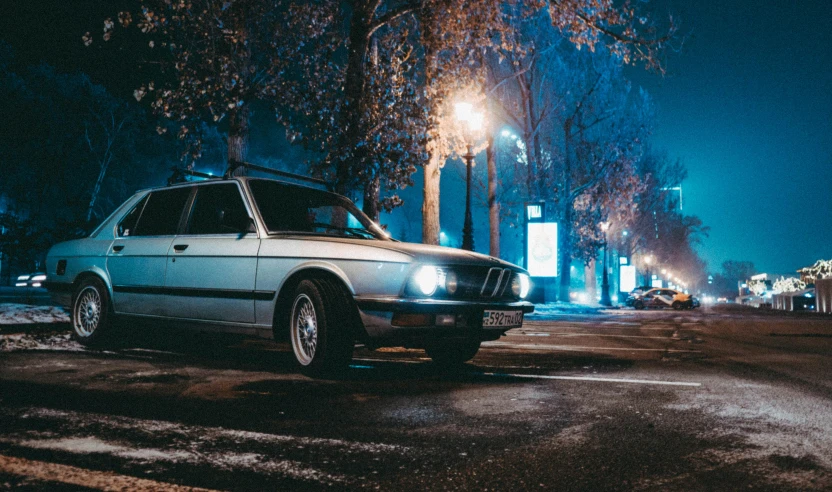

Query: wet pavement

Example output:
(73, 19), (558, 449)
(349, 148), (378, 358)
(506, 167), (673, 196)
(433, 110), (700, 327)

(1, 305), (831, 490)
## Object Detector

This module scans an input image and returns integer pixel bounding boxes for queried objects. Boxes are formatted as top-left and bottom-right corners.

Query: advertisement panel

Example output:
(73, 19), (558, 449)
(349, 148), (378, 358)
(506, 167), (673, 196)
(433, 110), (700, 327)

(620, 265), (636, 292)
(527, 222), (558, 277)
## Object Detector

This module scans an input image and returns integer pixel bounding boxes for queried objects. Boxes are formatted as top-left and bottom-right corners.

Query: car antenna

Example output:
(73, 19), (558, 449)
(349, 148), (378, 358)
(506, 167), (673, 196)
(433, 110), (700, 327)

(225, 160), (335, 192)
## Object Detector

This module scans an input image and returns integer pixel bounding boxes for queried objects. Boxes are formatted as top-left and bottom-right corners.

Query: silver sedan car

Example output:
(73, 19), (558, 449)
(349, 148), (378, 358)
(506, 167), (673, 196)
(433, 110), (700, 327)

(45, 176), (534, 374)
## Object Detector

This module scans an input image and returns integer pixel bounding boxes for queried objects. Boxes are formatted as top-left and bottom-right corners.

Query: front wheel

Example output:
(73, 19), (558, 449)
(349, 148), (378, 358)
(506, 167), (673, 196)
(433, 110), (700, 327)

(289, 279), (355, 375)
(425, 338), (481, 366)
(71, 277), (116, 347)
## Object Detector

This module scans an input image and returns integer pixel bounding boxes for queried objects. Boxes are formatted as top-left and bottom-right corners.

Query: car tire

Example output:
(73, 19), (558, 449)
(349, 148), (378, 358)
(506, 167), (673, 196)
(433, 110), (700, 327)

(672, 301), (682, 310)
(288, 279), (355, 376)
(70, 276), (116, 347)
(425, 338), (481, 366)
(634, 300), (644, 310)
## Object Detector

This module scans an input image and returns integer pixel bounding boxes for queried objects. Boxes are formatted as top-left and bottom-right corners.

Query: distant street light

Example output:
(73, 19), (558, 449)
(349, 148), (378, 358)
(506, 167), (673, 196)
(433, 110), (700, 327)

(600, 221), (612, 306)
(455, 102), (484, 252)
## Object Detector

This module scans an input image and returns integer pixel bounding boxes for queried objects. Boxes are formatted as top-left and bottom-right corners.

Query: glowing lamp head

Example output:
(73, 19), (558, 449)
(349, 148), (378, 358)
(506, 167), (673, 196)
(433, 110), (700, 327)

(511, 273), (531, 299)
(414, 265), (439, 296)
(454, 102), (484, 132)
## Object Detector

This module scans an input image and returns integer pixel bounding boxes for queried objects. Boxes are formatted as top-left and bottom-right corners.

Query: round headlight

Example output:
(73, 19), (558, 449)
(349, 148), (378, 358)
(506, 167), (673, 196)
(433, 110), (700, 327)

(512, 273), (531, 299)
(415, 265), (439, 296)
(445, 271), (458, 295)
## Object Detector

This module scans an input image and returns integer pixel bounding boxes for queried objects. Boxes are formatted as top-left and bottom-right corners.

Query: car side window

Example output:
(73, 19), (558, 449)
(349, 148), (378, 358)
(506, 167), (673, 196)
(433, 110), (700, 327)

(186, 183), (253, 235)
(117, 195), (149, 237)
(133, 187), (192, 236)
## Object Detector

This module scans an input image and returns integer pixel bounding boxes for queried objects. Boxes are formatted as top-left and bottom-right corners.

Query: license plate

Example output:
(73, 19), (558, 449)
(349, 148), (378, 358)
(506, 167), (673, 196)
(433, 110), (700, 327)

(482, 310), (524, 328)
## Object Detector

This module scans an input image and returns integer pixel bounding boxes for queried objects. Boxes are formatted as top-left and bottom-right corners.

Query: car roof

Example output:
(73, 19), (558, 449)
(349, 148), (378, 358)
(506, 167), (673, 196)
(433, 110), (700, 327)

(136, 176), (328, 195)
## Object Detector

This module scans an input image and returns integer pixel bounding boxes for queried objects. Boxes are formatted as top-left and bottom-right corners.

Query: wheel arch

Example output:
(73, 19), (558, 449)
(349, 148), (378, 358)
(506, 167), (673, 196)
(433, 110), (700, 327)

(72, 268), (113, 301)
(272, 266), (366, 343)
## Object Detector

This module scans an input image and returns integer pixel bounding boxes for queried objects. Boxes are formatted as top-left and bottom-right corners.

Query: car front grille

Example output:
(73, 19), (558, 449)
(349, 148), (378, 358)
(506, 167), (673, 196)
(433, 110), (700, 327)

(445, 266), (517, 301)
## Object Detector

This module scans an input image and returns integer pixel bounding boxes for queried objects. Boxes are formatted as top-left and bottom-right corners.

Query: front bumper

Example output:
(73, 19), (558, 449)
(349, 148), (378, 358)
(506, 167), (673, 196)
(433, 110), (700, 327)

(354, 296), (534, 344)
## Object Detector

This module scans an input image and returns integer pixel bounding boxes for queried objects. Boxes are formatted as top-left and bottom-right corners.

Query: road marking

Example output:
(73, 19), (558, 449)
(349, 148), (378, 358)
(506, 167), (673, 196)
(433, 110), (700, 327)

(480, 372), (701, 387)
(0, 454), (217, 491)
(510, 332), (675, 340)
(483, 341), (700, 353)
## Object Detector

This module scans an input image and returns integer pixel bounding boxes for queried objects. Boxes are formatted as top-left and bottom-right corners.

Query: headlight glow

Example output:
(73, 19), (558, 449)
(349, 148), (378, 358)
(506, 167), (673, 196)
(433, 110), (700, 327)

(31, 274), (47, 282)
(415, 265), (439, 296)
(512, 273), (531, 299)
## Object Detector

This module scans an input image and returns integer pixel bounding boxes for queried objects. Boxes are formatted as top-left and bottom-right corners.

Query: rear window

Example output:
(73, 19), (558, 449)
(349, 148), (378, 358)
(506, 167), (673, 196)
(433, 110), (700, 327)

(133, 187), (192, 236)
(186, 183), (252, 235)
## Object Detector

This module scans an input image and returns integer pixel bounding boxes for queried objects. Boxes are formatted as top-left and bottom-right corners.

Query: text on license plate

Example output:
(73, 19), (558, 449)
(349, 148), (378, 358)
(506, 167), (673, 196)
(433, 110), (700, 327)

(482, 310), (524, 328)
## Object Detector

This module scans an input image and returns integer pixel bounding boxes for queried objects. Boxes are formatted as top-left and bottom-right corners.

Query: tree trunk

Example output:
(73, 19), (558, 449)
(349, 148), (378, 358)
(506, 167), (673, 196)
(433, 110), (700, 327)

(558, 203), (573, 302)
(559, 125), (574, 302)
(336, 1), (376, 194)
(422, 142), (442, 245)
(585, 258), (597, 303)
(86, 162), (109, 223)
(228, 105), (250, 174)
(363, 175), (381, 222)
(486, 131), (500, 258)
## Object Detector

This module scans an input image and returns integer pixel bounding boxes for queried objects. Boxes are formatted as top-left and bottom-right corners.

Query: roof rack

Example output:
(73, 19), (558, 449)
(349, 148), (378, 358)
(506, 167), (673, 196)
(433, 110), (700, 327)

(226, 160), (334, 191)
(167, 167), (220, 185)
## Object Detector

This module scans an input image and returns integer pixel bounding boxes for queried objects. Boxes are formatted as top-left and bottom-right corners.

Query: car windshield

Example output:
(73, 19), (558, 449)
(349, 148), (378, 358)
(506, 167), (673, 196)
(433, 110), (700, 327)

(248, 179), (388, 240)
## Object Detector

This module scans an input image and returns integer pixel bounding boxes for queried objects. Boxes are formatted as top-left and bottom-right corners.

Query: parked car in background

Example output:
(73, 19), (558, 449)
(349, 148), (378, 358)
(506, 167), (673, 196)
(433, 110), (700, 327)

(44, 169), (534, 375)
(624, 286), (654, 306)
(15, 272), (47, 288)
(631, 288), (698, 310)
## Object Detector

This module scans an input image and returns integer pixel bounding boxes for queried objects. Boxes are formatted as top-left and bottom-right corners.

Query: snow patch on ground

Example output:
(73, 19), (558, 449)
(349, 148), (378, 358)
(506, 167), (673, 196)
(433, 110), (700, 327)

(19, 407), (409, 454)
(665, 378), (832, 469)
(526, 302), (606, 319)
(0, 332), (83, 353)
(10, 435), (347, 484)
(0, 303), (69, 325)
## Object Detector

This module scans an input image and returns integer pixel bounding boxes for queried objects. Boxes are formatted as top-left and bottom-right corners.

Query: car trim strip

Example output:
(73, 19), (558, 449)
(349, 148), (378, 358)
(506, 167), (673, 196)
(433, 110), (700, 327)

(112, 285), (275, 301)
(354, 296), (535, 314)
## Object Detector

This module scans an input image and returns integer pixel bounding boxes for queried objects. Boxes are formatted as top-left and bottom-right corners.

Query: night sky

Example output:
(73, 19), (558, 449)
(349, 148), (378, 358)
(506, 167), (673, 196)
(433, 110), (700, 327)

(2, 1), (831, 275)
(627, 0), (832, 274)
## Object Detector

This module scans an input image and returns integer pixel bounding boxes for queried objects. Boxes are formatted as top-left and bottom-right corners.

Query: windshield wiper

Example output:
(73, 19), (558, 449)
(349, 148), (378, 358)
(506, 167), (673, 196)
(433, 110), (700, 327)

(309, 223), (376, 239)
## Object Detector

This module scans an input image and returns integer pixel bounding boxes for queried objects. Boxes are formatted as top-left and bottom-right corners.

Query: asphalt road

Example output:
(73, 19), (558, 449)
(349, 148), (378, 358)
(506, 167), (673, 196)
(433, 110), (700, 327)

(1, 305), (831, 491)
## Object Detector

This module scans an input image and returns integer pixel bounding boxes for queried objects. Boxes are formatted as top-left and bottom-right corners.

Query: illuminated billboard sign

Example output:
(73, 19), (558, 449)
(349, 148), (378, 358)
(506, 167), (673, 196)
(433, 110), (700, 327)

(527, 222), (558, 277)
(620, 265), (636, 292)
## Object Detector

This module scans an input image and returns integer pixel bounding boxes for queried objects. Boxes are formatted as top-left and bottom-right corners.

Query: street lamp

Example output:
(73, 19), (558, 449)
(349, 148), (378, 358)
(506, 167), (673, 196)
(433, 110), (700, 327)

(600, 221), (611, 306)
(455, 102), (483, 251)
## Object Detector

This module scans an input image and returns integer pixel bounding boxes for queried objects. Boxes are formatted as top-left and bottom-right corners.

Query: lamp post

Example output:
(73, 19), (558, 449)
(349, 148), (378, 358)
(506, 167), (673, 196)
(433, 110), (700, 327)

(455, 102), (483, 251)
(645, 255), (653, 287)
(600, 222), (611, 306)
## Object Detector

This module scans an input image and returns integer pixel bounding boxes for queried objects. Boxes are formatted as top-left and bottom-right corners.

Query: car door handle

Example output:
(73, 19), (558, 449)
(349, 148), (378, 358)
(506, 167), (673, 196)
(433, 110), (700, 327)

(173, 244), (189, 252)
(112, 245), (124, 253)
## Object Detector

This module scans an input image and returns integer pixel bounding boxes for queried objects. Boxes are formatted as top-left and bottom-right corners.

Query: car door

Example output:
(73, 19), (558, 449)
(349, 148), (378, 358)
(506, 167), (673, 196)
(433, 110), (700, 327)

(107, 186), (192, 316)
(163, 181), (260, 324)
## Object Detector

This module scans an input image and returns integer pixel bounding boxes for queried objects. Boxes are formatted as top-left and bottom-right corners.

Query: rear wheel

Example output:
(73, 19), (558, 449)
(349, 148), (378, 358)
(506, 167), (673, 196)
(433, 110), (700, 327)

(634, 300), (644, 310)
(672, 301), (682, 310)
(288, 279), (355, 375)
(71, 277), (116, 347)
(425, 338), (481, 366)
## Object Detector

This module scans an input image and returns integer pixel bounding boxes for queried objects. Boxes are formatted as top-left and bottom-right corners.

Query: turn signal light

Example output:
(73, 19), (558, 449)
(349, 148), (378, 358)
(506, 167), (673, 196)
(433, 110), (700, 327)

(392, 313), (433, 327)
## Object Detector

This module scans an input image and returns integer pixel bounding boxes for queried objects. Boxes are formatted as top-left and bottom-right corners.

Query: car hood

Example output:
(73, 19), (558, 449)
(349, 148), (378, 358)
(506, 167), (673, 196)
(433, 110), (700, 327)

(270, 235), (525, 271)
